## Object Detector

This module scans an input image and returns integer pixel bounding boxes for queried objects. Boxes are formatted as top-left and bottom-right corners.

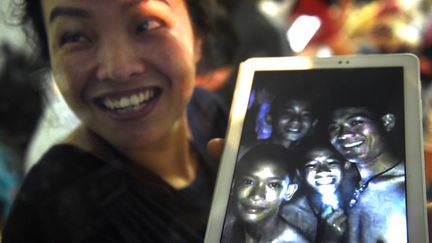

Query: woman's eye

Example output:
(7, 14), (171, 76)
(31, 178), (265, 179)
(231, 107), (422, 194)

(136, 19), (162, 34)
(60, 32), (89, 46)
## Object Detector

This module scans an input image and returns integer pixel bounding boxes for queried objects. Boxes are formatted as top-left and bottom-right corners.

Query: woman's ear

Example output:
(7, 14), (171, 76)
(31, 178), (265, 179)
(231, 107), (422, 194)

(381, 113), (396, 132)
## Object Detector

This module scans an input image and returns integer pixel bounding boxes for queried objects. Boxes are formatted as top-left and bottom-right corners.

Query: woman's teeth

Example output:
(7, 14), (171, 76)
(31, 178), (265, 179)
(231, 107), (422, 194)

(102, 89), (155, 111)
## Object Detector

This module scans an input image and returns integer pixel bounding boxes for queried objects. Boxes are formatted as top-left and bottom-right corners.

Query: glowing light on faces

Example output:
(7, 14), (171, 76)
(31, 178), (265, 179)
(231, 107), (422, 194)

(321, 189), (339, 209)
(236, 162), (290, 224)
(304, 148), (343, 208)
(385, 213), (407, 242)
(328, 108), (385, 163)
(274, 100), (315, 142)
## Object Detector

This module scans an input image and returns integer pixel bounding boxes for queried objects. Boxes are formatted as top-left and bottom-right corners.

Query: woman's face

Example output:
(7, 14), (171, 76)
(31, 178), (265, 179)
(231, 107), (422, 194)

(41, 0), (201, 149)
(303, 148), (343, 195)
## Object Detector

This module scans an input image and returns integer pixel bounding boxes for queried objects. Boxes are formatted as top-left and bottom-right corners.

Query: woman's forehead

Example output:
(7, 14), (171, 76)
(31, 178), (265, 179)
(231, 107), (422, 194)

(41, 0), (179, 18)
(42, 0), (171, 6)
(40, 0), (191, 34)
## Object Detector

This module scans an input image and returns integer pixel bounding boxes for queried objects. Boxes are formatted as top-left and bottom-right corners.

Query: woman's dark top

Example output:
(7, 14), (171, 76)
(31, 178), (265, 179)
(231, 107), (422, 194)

(2, 88), (228, 243)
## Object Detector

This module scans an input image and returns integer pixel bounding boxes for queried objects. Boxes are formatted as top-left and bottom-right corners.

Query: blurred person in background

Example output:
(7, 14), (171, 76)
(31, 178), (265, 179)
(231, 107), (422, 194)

(198, 0), (292, 104)
(0, 43), (44, 227)
(347, 0), (421, 54)
(287, 0), (355, 56)
(285, 0), (426, 56)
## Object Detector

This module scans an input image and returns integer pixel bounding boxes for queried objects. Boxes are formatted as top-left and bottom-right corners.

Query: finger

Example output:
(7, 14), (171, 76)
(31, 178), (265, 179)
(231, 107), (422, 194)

(207, 138), (225, 161)
(427, 202), (432, 240)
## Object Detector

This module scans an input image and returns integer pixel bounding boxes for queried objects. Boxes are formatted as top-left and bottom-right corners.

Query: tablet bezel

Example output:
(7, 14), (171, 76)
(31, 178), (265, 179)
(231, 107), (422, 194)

(204, 54), (428, 243)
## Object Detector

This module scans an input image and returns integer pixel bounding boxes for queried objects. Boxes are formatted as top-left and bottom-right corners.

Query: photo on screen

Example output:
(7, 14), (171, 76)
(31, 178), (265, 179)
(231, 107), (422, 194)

(220, 67), (407, 243)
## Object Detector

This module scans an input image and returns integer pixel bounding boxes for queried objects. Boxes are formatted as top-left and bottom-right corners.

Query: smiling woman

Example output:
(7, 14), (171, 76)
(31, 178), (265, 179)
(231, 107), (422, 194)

(2, 0), (235, 242)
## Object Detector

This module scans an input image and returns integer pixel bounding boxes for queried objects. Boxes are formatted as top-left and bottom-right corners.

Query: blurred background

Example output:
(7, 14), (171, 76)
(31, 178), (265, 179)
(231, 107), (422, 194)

(1, 0), (432, 228)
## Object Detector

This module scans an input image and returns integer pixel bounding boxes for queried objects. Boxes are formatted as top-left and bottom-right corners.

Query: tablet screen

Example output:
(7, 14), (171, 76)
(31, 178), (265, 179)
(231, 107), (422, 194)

(205, 55), (427, 243)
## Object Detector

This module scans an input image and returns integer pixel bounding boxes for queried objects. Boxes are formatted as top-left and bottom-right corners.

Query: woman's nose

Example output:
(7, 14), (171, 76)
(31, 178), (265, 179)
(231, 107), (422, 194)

(96, 37), (146, 82)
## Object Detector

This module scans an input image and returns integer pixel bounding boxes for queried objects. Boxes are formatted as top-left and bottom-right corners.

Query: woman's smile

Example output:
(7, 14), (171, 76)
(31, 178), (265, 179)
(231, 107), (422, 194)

(44, 0), (199, 147)
(93, 87), (162, 120)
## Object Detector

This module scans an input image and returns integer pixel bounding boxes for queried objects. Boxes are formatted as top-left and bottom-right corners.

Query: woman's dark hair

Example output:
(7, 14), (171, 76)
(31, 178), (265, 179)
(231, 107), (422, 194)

(186, 0), (238, 74)
(16, 0), (47, 63)
(15, 0), (238, 71)
(0, 43), (44, 171)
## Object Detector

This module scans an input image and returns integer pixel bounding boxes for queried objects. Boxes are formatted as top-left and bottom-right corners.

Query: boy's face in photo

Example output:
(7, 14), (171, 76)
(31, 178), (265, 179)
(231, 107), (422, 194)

(328, 108), (386, 163)
(303, 147), (344, 195)
(274, 100), (315, 142)
(235, 160), (295, 224)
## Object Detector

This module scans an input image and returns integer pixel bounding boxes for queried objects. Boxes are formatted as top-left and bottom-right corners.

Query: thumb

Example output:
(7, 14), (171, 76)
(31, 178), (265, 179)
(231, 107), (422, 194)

(207, 138), (225, 161)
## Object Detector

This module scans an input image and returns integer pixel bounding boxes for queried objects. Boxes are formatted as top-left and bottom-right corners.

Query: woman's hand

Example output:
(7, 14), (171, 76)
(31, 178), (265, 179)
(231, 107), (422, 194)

(428, 202), (432, 241)
(207, 138), (225, 161)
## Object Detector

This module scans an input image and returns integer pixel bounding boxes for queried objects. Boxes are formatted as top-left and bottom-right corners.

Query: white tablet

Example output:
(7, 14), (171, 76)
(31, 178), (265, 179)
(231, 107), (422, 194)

(205, 54), (428, 243)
